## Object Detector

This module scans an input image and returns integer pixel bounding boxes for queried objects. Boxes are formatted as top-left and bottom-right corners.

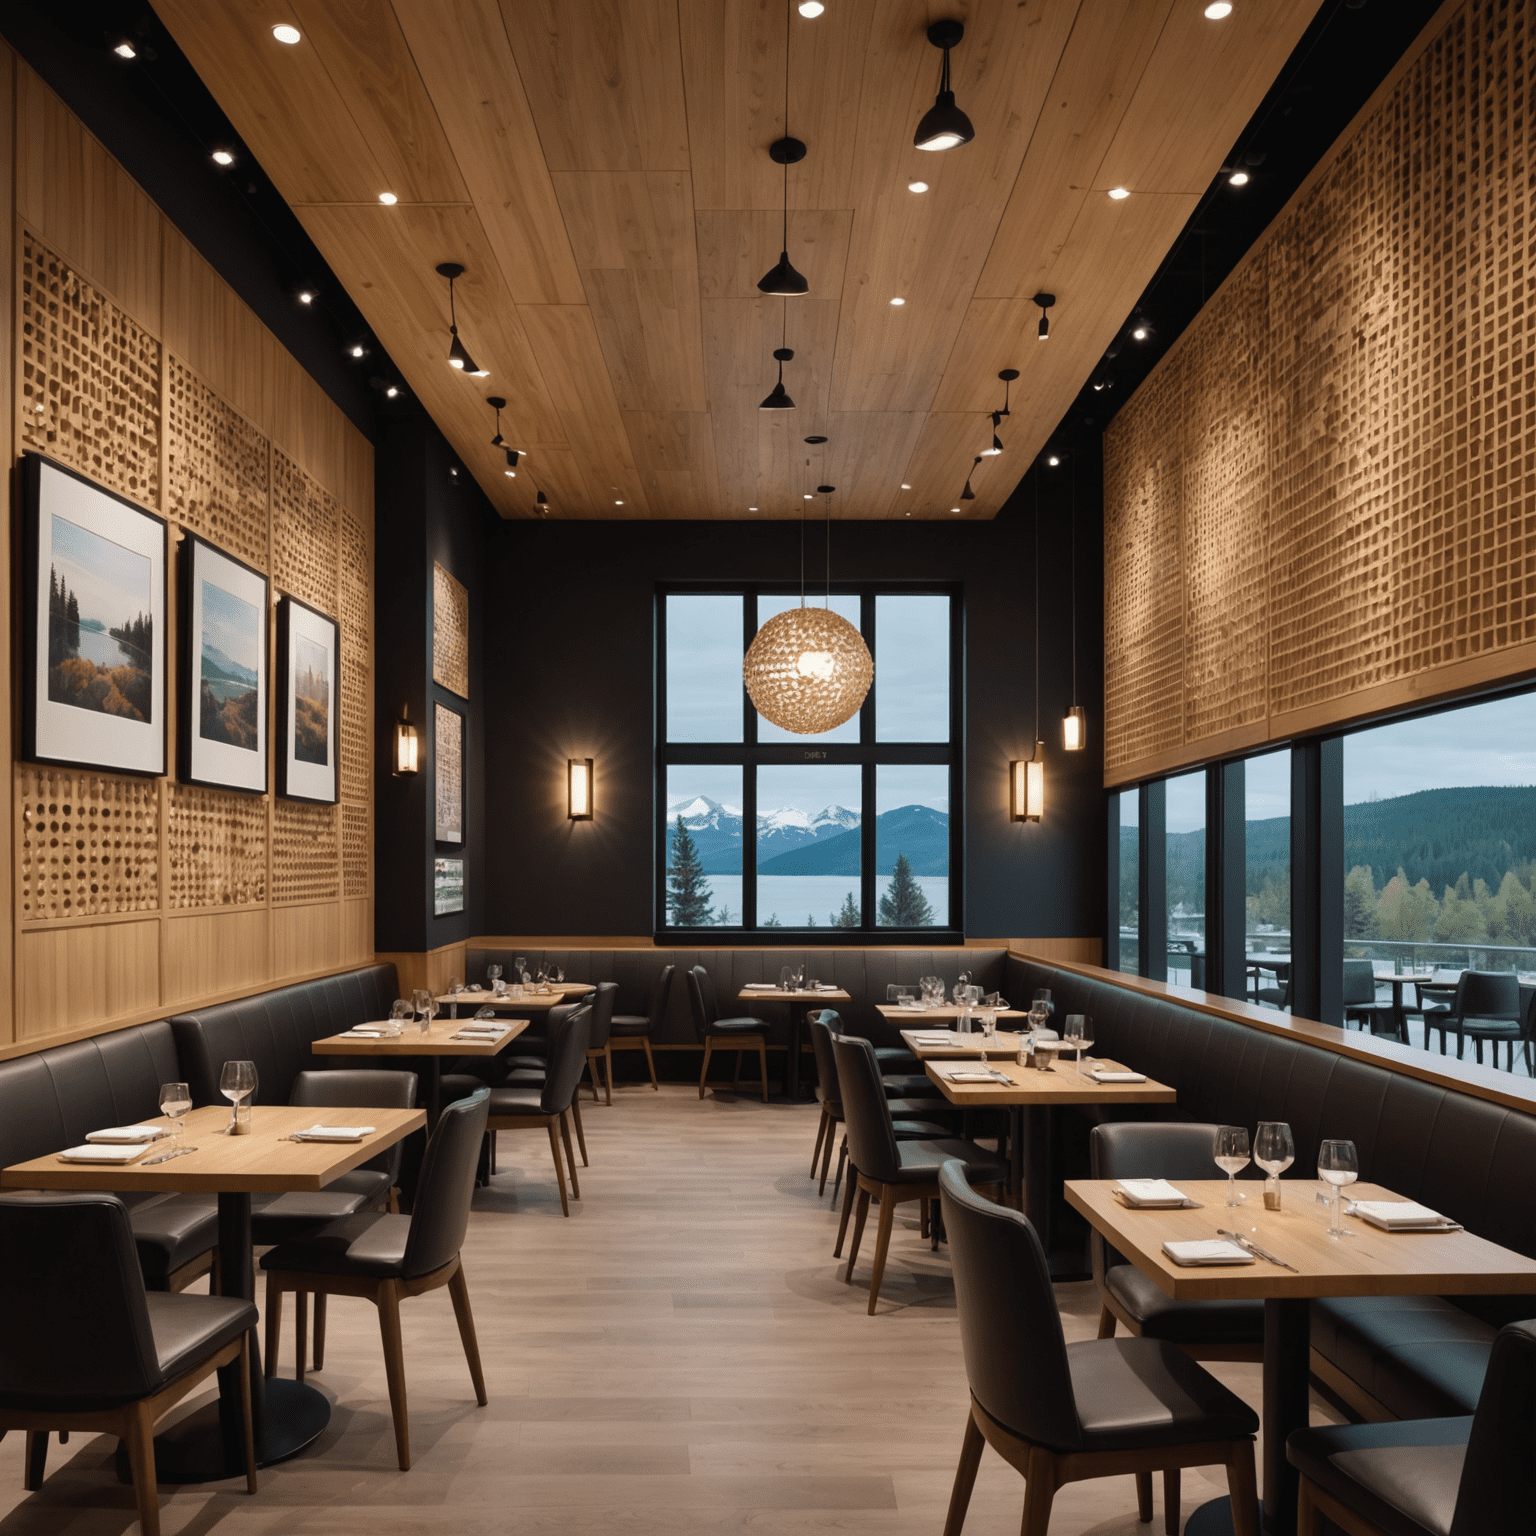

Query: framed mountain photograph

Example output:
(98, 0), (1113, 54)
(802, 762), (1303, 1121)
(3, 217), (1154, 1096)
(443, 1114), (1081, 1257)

(22, 453), (167, 777)
(275, 594), (339, 803)
(178, 534), (268, 793)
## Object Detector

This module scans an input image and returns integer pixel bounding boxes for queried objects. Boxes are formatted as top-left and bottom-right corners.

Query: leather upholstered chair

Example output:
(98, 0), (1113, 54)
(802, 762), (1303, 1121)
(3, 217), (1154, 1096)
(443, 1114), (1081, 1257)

(938, 1162), (1259, 1536)
(1289, 1318), (1536, 1536)
(809, 1007), (925, 1095)
(608, 964), (669, 1090)
(492, 1000), (593, 1171)
(832, 1034), (1006, 1314)
(0, 1193), (258, 1534)
(1422, 971), (1520, 1063)
(1090, 1123), (1263, 1362)
(253, 1069), (418, 1379)
(687, 965), (768, 1102)
(485, 1004), (592, 1216)
(1343, 959), (1384, 1032)
(260, 1089), (491, 1471)
(584, 981), (618, 1105)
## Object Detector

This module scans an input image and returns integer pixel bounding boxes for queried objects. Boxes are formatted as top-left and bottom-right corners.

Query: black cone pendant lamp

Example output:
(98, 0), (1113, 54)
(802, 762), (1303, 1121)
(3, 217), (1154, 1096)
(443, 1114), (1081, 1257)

(914, 20), (975, 152)
(436, 263), (487, 376)
(759, 3), (809, 296)
(760, 344), (796, 410)
(980, 368), (1017, 457)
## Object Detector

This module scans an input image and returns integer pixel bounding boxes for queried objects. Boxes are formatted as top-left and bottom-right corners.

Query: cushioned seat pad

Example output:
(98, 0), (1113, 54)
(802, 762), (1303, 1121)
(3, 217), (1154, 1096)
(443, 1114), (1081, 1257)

(487, 1086), (545, 1114)
(872, 1047), (920, 1069)
(260, 1211), (410, 1279)
(1287, 1418), (1471, 1536)
(1107, 1263), (1264, 1345)
(705, 1017), (766, 1037)
(892, 1120), (954, 1139)
(889, 1139), (1005, 1186)
(880, 1073), (935, 1098)
(609, 1016), (651, 1036)
(127, 1194), (219, 1284)
(251, 1187), (376, 1246)
(884, 1096), (956, 1119)
(1312, 1296), (1494, 1417)
(147, 1291), (259, 1388)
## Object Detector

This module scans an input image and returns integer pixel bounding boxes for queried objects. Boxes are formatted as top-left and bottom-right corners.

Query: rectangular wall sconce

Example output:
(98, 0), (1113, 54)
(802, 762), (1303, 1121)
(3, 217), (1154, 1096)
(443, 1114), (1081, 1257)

(392, 707), (420, 776)
(1010, 749), (1043, 822)
(568, 757), (593, 820)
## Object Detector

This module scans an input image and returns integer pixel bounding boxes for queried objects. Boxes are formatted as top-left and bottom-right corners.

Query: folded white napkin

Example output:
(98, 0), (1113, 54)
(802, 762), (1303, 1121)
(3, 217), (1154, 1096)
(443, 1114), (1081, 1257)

(942, 1068), (1009, 1083)
(1115, 1178), (1189, 1208)
(908, 1032), (955, 1044)
(57, 1142), (150, 1163)
(457, 1024), (504, 1032)
(343, 1027), (387, 1037)
(1163, 1239), (1254, 1266)
(743, 983), (778, 990)
(1351, 1200), (1453, 1231)
(291, 1124), (376, 1142)
(1092, 1068), (1146, 1083)
(85, 1125), (167, 1144)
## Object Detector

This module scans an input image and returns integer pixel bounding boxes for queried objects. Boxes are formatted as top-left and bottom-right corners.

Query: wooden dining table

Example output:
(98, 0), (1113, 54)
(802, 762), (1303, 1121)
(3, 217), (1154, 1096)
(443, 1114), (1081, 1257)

(736, 986), (851, 1099)
(436, 981), (592, 1013)
(1066, 1178), (1536, 1535)
(1, 1103), (425, 1482)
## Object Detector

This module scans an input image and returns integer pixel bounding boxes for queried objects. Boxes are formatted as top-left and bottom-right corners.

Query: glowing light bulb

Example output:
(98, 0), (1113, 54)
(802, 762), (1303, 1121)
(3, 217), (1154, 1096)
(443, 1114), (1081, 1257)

(796, 650), (836, 680)
(1204, 2), (1233, 18)
(272, 24), (301, 44)
(1229, 170), (1250, 186)
(1108, 187), (1130, 201)
(212, 149), (234, 166)
(378, 191), (398, 205)
(908, 180), (928, 194)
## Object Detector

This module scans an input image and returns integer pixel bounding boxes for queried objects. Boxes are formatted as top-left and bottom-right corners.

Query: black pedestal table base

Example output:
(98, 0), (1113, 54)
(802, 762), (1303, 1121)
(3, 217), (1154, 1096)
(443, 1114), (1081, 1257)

(1185, 1496), (1265, 1535)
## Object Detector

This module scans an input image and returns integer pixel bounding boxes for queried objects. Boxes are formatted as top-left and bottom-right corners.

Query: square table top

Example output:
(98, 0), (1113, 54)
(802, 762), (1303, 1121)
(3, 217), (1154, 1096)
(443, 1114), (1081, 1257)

(315, 1017), (530, 1057)
(924, 1056), (1176, 1107)
(880, 1004), (1028, 1026)
(736, 987), (852, 1003)
(899, 1026), (1030, 1057)
(1065, 1179), (1536, 1301)
(0, 1104), (426, 1194)
(437, 987), (587, 1011)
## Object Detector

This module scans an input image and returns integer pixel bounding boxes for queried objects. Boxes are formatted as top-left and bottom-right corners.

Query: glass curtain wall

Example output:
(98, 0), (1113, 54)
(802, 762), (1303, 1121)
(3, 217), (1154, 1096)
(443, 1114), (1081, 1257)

(1118, 791), (1139, 975)
(1165, 771), (1205, 986)
(1245, 749), (1291, 1009)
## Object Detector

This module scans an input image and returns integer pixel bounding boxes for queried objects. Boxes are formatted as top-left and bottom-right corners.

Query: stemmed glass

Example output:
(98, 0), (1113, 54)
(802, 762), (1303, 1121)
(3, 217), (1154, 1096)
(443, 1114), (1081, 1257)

(1064, 1014), (1093, 1079)
(159, 1081), (191, 1146)
(1254, 1121), (1295, 1208)
(1318, 1139), (1359, 1238)
(1214, 1126), (1250, 1207)
(412, 988), (436, 1032)
(388, 999), (410, 1036)
(487, 963), (503, 990)
(218, 1060), (257, 1133)
(1033, 988), (1053, 1023)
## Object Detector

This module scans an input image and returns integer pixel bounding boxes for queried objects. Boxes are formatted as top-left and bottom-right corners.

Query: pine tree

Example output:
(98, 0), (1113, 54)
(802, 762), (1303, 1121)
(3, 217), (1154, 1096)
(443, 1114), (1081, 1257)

(879, 852), (935, 927)
(666, 815), (715, 926)
(830, 891), (861, 928)
(1343, 865), (1377, 939)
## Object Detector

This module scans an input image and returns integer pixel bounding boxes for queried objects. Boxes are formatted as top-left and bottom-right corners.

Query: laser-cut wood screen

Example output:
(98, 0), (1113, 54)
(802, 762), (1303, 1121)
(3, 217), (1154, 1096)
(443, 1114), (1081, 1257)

(1104, 1), (1536, 786)
(2, 53), (375, 1044)
(432, 562), (469, 699)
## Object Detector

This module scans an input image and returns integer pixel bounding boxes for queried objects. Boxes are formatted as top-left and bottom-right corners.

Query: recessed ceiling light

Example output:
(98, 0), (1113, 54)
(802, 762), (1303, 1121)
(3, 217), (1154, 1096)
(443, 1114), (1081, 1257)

(798, 1), (825, 15)
(386, 386), (399, 398)
(297, 290), (314, 305)
(900, 483), (911, 490)
(272, 24), (302, 45)
(211, 149), (234, 166)
(378, 191), (398, 205)
(505, 469), (515, 477)
(804, 493), (814, 500)
(908, 180), (929, 194)
(950, 506), (960, 513)
(113, 41), (137, 59)
(1047, 455), (1060, 466)
(1108, 187), (1130, 200)
(905, 510), (911, 516)
(748, 506), (758, 511)
(1228, 169), (1250, 186)
(615, 500), (624, 506)
(889, 296), (906, 306)
(349, 344), (365, 358)
(1204, 2), (1233, 18)
(1132, 325), (1148, 340)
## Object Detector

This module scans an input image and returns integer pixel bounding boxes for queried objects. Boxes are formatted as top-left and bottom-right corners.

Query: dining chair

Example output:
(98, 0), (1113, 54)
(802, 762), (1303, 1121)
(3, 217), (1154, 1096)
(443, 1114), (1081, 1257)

(1089, 1123), (1263, 1363)
(485, 1003), (592, 1216)
(583, 981), (618, 1105)
(259, 1088), (491, 1471)
(0, 1193), (258, 1535)
(609, 964), (670, 1090)
(493, 999), (593, 1169)
(1289, 1318), (1536, 1536)
(937, 1162), (1259, 1536)
(253, 1069), (419, 1380)
(686, 965), (769, 1102)
(832, 1033), (1006, 1314)
(810, 1006), (926, 1093)
(1423, 971), (1520, 1063)
(1341, 959), (1383, 1032)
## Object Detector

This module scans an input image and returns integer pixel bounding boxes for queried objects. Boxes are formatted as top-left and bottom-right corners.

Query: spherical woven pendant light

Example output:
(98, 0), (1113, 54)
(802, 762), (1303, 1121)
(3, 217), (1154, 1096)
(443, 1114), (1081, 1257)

(744, 603), (872, 735)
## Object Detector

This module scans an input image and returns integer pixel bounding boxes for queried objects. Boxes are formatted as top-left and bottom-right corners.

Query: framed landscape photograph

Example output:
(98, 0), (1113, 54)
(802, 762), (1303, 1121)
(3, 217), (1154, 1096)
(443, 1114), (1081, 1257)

(22, 453), (167, 777)
(179, 534), (268, 793)
(434, 857), (465, 916)
(435, 702), (463, 844)
(275, 595), (339, 803)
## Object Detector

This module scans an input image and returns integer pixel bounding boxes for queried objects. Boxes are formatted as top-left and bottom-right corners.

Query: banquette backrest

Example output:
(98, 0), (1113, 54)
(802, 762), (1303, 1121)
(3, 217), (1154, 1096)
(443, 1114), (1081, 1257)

(461, 947), (1009, 1047)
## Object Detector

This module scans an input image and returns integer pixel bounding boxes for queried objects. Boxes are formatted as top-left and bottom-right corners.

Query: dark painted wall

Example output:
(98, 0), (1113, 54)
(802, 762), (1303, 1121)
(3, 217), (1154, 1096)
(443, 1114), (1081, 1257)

(462, 454), (1106, 942)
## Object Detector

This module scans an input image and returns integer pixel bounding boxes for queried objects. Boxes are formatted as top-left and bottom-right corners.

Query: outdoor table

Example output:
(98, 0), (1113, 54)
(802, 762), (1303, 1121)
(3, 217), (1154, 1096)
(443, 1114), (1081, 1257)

(1065, 1178), (1536, 1535)
(1, 1103), (424, 1482)
(1369, 966), (1434, 1035)
(736, 986), (851, 1099)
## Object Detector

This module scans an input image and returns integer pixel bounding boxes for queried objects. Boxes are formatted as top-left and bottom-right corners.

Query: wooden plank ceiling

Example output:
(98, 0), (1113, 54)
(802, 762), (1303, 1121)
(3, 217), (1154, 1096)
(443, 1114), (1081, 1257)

(155, 0), (1321, 519)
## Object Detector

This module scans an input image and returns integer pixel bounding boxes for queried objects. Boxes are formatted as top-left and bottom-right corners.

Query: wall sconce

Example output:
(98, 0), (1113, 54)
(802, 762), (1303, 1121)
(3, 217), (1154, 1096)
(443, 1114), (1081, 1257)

(1063, 704), (1086, 752)
(568, 758), (593, 820)
(392, 706), (420, 776)
(1011, 747), (1043, 822)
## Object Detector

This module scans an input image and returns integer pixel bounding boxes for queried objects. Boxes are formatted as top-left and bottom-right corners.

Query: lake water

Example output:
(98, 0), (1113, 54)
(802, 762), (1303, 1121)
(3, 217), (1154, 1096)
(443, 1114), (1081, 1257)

(681, 874), (950, 928)
(73, 627), (138, 668)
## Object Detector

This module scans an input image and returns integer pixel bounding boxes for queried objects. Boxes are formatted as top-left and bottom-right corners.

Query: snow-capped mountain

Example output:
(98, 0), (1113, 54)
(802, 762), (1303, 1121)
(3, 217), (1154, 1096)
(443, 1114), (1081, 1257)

(664, 798), (863, 874)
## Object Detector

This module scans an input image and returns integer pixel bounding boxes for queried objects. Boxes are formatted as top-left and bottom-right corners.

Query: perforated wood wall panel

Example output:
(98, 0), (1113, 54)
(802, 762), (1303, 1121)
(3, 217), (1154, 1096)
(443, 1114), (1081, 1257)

(272, 800), (339, 904)
(1104, 4), (1536, 784)
(166, 784), (266, 908)
(342, 802), (369, 898)
(433, 562), (469, 698)
(19, 233), (160, 509)
(16, 766), (160, 921)
(339, 506), (371, 809)
(272, 450), (339, 616)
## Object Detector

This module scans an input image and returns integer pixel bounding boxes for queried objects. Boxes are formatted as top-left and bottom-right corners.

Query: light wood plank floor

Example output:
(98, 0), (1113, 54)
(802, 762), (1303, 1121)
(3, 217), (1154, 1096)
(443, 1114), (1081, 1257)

(0, 1085), (1341, 1533)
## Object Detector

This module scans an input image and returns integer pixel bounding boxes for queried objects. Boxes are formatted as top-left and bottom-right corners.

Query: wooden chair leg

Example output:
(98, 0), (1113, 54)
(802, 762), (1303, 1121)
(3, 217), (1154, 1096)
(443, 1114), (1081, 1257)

(844, 1186), (871, 1282)
(1135, 1470), (1153, 1521)
(447, 1263), (489, 1406)
(603, 1043), (613, 1105)
(1097, 1305), (1117, 1339)
(376, 1280), (411, 1471)
(811, 1105), (829, 1177)
(1297, 1479), (1321, 1536)
(263, 1273), (283, 1379)
(867, 1190), (897, 1313)
(942, 1410), (985, 1536)
(758, 1040), (768, 1102)
(1163, 1466), (1180, 1534)
(733, 1048), (743, 1086)
(834, 1158), (857, 1255)
(1021, 1445), (1057, 1536)
(698, 1039), (713, 1098)
(239, 1334), (258, 1493)
(831, 1137), (847, 1203)
(641, 1035), (659, 1089)
(124, 1399), (161, 1536)
(559, 1109), (582, 1199)
(547, 1121), (571, 1216)
(295, 1290), (309, 1382)
(1226, 1438), (1259, 1536)
(818, 1118), (837, 1195)
(570, 1094), (589, 1166)
(313, 1293), (327, 1369)
(23, 1430), (46, 1492)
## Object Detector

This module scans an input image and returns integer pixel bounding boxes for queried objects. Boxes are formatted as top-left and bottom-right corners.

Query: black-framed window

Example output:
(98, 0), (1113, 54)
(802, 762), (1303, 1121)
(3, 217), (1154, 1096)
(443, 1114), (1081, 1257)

(657, 587), (962, 940)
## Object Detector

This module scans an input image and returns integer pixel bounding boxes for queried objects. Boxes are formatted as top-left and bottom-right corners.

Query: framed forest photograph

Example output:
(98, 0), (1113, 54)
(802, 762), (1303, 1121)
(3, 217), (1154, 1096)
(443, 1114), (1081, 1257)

(276, 594), (339, 803)
(179, 534), (268, 793)
(22, 453), (167, 777)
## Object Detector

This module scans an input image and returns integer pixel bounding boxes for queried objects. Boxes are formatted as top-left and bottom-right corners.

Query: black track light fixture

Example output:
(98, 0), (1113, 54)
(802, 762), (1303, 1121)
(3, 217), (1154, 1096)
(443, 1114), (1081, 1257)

(980, 369), (1017, 457)
(506, 449), (520, 470)
(760, 346), (797, 410)
(914, 20), (974, 152)
(486, 395), (507, 447)
(1034, 293), (1055, 340)
(436, 263), (488, 377)
(960, 455), (981, 501)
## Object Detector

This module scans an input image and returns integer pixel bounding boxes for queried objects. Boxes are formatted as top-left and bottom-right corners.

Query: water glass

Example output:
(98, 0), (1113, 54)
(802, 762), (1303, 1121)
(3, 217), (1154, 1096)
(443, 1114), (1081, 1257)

(411, 987), (431, 1023)
(1254, 1121), (1295, 1209)
(783, 966), (795, 992)
(1064, 1014), (1093, 1078)
(487, 963), (503, 988)
(1318, 1139), (1359, 1237)
(1033, 988), (1054, 1018)
(474, 1006), (497, 1021)
(514, 957), (526, 979)
(218, 1059), (257, 1135)
(159, 1081), (191, 1144)
(1214, 1125), (1250, 1207)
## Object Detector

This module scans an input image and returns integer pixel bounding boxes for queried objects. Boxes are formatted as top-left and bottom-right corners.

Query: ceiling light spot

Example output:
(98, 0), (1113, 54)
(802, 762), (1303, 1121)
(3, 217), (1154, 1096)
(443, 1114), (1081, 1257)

(385, 386), (399, 398)
(1204, 2), (1233, 18)
(378, 191), (398, 205)
(1132, 326), (1148, 340)
(908, 180), (929, 194)
(1108, 186), (1130, 200)
(900, 483), (912, 490)
(950, 506), (961, 513)
(1228, 169), (1250, 186)
(349, 344), (365, 358)
(296, 290), (314, 304)
(889, 296), (906, 306)
(804, 493), (814, 500)
(211, 149), (234, 166)
(505, 469), (515, 477)
(798, 1), (825, 15)
(748, 506), (758, 511)
(1047, 455), (1060, 466)
(272, 24), (302, 45)
(615, 500), (624, 506)
(113, 41), (137, 59)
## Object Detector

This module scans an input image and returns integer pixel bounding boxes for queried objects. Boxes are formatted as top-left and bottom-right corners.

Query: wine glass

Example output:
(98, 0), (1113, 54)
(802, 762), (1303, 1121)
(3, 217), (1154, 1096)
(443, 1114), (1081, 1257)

(784, 967), (796, 992)
(474, 1006), (497, 1021)
(1254, 1121), (1295, 1208)
(1033, 988), (1053, 1020)
(487, 963), (503, 989)
(159, 1081), (191, 1145)
(412, 988), (431, 1025)
(1318, 1139), (1359, 1238)
(218, 1060), (257, 1132)
(1214, 1126), (1250, 1207)
(1064, 1014), (1093, 1078)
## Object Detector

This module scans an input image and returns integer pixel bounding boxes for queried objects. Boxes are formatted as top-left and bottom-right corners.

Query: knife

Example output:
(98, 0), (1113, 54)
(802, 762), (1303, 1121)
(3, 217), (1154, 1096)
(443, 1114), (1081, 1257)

(1217, 1228), (1300, 1272)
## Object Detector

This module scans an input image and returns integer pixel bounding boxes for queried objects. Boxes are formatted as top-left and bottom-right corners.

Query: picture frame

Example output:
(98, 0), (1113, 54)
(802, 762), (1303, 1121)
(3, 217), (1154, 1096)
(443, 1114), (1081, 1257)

(178, 533), (269, 793)
(21, 452), (168, 777)
(275, 594), (339, 803)
(435, 701), (463, 844)
(434, 857), (465, 916)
